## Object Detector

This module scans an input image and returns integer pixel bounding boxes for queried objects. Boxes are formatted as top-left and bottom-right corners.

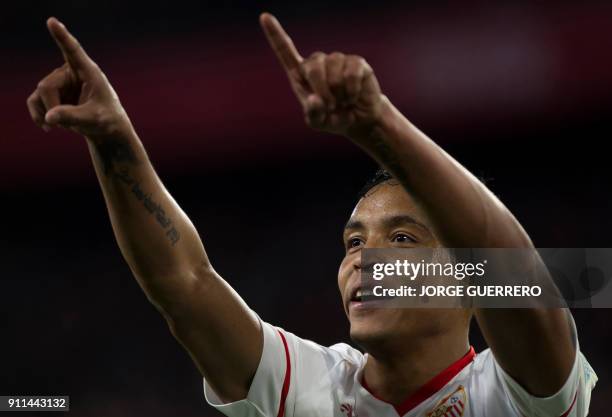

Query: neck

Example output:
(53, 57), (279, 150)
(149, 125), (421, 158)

(362, 330), (470, 406)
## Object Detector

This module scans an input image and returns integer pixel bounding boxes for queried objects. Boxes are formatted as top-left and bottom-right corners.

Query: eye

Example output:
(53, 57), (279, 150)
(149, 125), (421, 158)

(347, 237), (364, 250)
(392, 232), (416, 244)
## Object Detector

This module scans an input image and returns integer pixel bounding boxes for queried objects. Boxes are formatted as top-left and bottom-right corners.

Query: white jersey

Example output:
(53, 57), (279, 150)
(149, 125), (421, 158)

(203, 319), (597, 417)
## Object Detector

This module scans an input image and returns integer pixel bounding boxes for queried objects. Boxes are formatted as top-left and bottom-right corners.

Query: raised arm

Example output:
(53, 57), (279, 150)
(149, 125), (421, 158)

(260, 12), (574, 397)
(27, 18), (261, 401)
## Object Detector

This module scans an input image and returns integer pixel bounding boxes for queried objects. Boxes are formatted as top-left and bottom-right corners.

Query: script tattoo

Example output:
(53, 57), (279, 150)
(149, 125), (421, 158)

(95, 140), (181, 246)
(366, 130), (410, 191)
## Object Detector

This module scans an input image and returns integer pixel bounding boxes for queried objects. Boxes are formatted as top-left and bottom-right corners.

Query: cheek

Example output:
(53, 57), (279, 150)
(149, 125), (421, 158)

(337, 255), (353, 290)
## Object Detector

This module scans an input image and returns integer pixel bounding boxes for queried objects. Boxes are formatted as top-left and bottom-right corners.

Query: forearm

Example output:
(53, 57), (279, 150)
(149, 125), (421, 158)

(86, 127), (210, 313)
(350, 97), (532, 249)
(29, 19), (265, 398)
(353, 98), (574, 394)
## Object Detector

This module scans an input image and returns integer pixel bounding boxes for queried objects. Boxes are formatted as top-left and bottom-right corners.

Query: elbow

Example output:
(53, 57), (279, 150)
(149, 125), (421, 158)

(141, 260), (217, 323)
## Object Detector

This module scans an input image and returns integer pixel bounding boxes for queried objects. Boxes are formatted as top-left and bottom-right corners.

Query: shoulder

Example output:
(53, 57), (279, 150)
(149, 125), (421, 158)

(202, 320), (364, 417)
(328, 342), (364, 365)
(280, 327), (364, 374)
(473, 346), (598, 417)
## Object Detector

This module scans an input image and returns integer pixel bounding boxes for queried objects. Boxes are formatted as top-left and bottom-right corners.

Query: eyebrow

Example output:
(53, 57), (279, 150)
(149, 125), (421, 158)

(344, 214), (428, 233)
(344, 219), (365, 232)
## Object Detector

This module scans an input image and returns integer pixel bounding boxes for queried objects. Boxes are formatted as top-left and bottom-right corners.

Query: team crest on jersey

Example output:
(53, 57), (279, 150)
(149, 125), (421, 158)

(426, 385), (467, 417)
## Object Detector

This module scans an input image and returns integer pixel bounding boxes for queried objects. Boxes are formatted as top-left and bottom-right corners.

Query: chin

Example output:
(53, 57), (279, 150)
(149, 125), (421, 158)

(349, 314), (394, 349)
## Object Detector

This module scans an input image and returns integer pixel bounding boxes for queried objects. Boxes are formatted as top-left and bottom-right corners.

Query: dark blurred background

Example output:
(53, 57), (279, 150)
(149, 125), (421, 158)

(1, 1), (611, 416)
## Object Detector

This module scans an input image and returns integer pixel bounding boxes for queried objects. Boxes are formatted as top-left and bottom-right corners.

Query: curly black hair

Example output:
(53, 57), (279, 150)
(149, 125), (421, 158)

(357, 168), (490, 201)
(356, 168), (394, 200)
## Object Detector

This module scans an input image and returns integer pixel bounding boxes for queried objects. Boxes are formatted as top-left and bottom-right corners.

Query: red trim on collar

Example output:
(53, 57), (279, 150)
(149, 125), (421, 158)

(362, 346), (476, 416)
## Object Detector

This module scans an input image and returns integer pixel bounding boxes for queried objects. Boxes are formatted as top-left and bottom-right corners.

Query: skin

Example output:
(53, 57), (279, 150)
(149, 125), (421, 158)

(259, 12), (574, 399)
(339, 181), (471, 404)
(28, 13), (575, 408)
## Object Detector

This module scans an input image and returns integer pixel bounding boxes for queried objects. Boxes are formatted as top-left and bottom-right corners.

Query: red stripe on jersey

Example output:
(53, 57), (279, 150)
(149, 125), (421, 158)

(363, 347), (475, 416)
(559, 389), (578, 417)
(276, 330), (291, 417)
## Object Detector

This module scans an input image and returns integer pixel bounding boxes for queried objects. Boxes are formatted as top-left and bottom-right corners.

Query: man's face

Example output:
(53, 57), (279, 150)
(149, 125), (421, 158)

(338, 181), (459, 349)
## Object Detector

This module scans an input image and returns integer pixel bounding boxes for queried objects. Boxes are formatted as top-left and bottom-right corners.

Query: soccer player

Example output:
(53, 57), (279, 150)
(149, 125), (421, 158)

(27, 14), (597, 417)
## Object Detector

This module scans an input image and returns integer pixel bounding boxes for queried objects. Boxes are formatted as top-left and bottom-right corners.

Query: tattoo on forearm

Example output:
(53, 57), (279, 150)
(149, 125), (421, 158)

(95, 141), (181, 246)
(115, 167), (181, 246)
(369, 129), (411, 187)
(96, 138), (138, 176)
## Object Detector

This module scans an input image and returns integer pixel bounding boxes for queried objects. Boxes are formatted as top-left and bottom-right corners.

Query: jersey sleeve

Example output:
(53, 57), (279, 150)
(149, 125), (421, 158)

(494, 344), (598, 417)
(202, 317), (360, 417)
(203, 319), (291, 417)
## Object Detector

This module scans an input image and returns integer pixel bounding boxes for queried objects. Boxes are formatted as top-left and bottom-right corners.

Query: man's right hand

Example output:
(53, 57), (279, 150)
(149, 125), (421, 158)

(27, 17), (131, 140)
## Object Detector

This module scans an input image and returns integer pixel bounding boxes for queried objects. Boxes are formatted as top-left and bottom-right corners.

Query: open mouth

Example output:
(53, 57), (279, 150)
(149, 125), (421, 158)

(349, 286), (395, 305)
(350, 287), (374, 302)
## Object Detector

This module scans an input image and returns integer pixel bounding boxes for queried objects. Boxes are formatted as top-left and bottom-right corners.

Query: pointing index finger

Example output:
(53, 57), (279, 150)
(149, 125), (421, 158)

(46, 17), (94, 76)
(260, 13), (302, 72)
